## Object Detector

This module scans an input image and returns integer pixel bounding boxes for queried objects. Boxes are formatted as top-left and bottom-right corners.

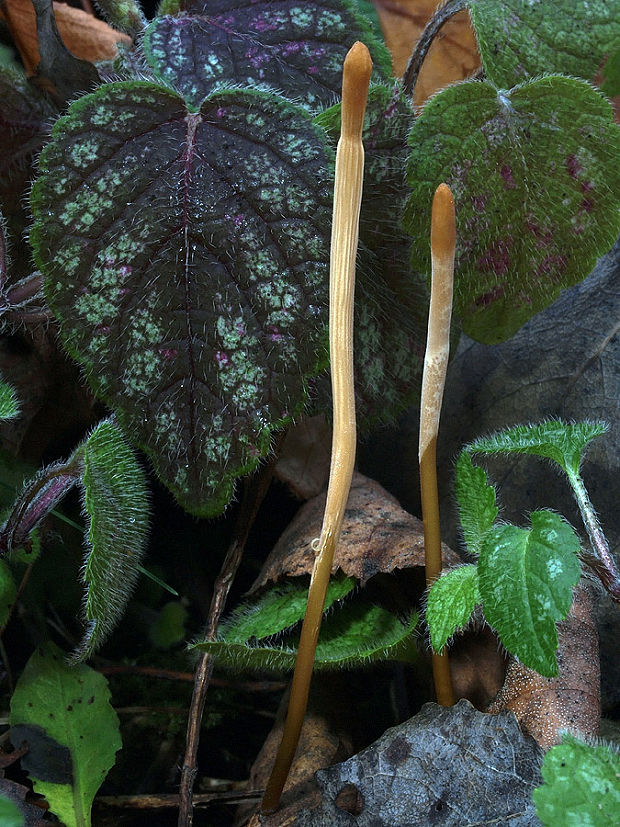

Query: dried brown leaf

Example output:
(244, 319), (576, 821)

(250, 472), (460, 592)
(235, 677), (356, 827)
(488, 582), (601, 749)
(274, 416), (332, 501)
(372, 0), (480, 106)
(1, 0), (131, 74)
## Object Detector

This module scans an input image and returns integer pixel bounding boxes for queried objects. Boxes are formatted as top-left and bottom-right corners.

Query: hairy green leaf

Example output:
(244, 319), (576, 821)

(193, 601), (418, 673)
(478, 511), (581, 676)
(602, 42), (620, 97)
(468, 0), (620, 89)
(454, 451), (498, 557)
(315, 84), (429, 425)
(467, 420), (608, 477)
(403, 76), (620, 343)
(10, 642), (121, 827)
(143, 0), (391, 111)
(77, 419), (150, 660)
(426, 565), (480, 653)
(533, 733), (620, 826)
(0, 380), (19, 420)
(220, 575), (356, 643)
(31, 81), (333, 516)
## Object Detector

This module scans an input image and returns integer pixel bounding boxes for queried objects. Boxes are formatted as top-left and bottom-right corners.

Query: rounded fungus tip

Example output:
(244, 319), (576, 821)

(341, 42), (372, 140)
(431, 183), (456, 263)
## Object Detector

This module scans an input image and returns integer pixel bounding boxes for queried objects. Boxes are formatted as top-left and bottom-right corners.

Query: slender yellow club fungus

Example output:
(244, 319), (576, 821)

(261, 41), (372, 814)
(420, 182), (456, 707)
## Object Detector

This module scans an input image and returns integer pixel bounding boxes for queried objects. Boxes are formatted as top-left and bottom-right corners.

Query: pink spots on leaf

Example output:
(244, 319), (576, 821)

(215, 351), (229, 368)
(500, 165), (516, 190)
(477, 238), (512, 277)
(235, 321), (246, 336)
(159, 347), (178, 361)
(472, 194), (487, 212)
(95, 323), (110, 335)
(307, 66), (319, 75)
(267, 325), (283, 342)
(252, 16), (279, 33)
(216, 107), (227, 118)
(537, 254), (568, 281)
(525, 219), (554, 249)
(118, 265), (132, 277)
(233, 213), (245, 228)
(566, 154), (582, 179)
(580, 197), (594, 213)
(473, 283), (506, 308)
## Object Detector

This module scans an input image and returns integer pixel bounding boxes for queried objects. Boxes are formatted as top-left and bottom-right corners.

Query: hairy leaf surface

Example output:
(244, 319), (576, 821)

(143, 0), (391, 111)
(403, 76), (620, 343)
(426, 564), (480, 653)
(533, 733), (620, 826)
(219, 575), (356, 643)
(468, 0), (620, 89)
(467, 420), (608, 478)
(10, 642), (121, 827)
(77, 419), (150, 660)
(478, 511), (581, 676)
(193, 602), (418, 673)
(31, 81), (333, 515)
(454, 450), (497, 557)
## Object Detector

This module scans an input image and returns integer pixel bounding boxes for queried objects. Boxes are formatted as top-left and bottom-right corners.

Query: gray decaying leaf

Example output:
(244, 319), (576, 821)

(297, 700), (543, 826)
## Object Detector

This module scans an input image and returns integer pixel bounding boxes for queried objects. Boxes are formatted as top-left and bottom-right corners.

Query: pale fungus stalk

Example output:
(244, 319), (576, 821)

(419, 182), (456, 707)
(261, 41), (372, 814)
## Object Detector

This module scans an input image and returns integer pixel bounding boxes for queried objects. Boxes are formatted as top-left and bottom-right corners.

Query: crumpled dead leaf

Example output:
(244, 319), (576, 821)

(488, 582), (601, 750)
(372, 0), (480, 106)
(274, 416), (332, 501)
(235, 676), (357, 827)
(250, 472), (460, 592)
(295, 699), (543, 825)
(1, 0), (131, 74)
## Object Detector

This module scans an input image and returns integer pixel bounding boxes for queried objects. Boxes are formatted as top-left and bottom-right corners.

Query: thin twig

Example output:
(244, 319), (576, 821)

(419, 183), (456, 706)
(402, 0), (467, 98)
(177, 443), (282, 827)
(99, 663), (286, 691)
(261, 41), (371, 814)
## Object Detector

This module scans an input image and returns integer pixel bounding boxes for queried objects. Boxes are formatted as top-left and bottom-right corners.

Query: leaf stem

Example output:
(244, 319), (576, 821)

(261, 41), (371, 814)
(177, 449), (281, 827)
(568, 467), (620, 603)
(419, 183), (456, 706)
(401, 0), (467, 98)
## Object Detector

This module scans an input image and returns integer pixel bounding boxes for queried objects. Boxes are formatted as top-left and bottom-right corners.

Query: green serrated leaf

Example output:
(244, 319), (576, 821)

(193, 601), (419, 673)
(221, 575), (356, 643)
(454, 451), (498, 557)
(468, 0), (620, 88)
(77, 419), (150, 660)
(467, 420), (608, 477)
(143, 0), (391, 111)
(31, 81), (333, 516)
(403, 76), (620, 344)
(533, 733), (620, 826)
(10, 642), (121, 827)
(315, 83), (428, 425)
(0, 559), (17, 628)
(602, 41), (620, 97)
(0, 795), (23, 827)
(478, 511), (581, 677)
(0, 380), (19, 420)
(426, 565), (480, 653)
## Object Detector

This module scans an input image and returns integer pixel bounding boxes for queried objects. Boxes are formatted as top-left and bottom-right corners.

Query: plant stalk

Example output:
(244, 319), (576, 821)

(419, 182), (456, 707)
(401, 0), (467, 98)
(568, 468), (620, 603)
(261, 41), (371, 814)
(177, 451), (281, 827)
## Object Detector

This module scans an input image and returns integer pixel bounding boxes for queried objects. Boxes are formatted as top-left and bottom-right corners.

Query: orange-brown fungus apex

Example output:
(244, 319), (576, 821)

(431, 183), (456, 263)
(341, 41), (373, 140)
